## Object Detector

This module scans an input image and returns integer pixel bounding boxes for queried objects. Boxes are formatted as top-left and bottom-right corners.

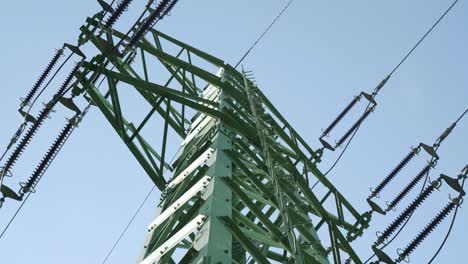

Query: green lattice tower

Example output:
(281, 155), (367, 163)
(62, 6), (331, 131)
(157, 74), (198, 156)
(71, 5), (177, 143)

(69, 13), (371, 264)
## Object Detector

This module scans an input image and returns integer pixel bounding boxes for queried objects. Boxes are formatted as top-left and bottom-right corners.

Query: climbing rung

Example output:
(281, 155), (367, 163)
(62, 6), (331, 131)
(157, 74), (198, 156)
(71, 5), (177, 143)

(148, 176), (211, 230)
(190, 101), (218, 130)
(140, 214), (207, 264)
(187, 85), (219, 136)
(202, 85), (220, 100)
(190, 113), (207, 132)
(200, 67), (223, 99)
(202, 66), (223, 97)
(189, 112), (214, 134)
(167, 148), (214, 189)
(181, 115), (215, 146)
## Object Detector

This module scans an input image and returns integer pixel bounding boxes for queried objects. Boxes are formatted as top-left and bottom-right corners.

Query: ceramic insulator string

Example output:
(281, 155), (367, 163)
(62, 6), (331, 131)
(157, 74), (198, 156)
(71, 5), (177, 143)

(127, 0), (174, 48)
(322, 96), (359, 137)
(376, 182), (437, 245)
(0, 64), (80, 178)
(104, 0), (134, 29)
(370, 149), (418, 199)
(386, 163), (432, 211)
(162, 0), (179, 16)
(21, 49), (64, 108)
(335, 107), (373, 147)
(397, 199), (458, 262)
(20, 120), (75, 194)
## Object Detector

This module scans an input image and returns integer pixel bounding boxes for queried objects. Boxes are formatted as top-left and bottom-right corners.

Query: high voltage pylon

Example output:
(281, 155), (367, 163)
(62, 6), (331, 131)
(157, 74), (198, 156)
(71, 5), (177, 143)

(79, 24), (367, 262)
(0, 1), (466, 263)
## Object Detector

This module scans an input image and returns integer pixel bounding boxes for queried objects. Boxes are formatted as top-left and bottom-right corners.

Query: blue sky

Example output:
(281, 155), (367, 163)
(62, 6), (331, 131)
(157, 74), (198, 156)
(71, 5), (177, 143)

(0, 1), (467, 263)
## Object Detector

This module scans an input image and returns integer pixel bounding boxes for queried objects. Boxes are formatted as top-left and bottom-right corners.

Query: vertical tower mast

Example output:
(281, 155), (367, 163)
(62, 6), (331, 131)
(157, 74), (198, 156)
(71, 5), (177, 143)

(73, 15), (368, 262)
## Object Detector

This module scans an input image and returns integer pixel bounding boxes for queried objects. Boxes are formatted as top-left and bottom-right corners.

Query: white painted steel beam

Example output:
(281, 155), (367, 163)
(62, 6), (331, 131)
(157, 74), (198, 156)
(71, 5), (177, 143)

(167, 148), (214, 189)
(148, 176), (211, 231)
(140, 214), (207, 264)
(181, 115), (214, 146)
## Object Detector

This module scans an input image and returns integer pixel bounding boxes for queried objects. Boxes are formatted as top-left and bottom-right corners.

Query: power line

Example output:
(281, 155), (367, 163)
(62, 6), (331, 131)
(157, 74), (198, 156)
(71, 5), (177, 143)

(388, 0), (459, 77)
(455, 107), (468, 124)
(0, 193), (31, 239)
(101, 186), (156, 264)
(100, 147), (181, 264)
(235, 0), (294, 68)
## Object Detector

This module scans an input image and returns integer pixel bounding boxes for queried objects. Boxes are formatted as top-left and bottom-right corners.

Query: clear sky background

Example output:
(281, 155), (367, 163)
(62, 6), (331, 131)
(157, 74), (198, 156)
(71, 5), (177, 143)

(0, 1), (467, 263)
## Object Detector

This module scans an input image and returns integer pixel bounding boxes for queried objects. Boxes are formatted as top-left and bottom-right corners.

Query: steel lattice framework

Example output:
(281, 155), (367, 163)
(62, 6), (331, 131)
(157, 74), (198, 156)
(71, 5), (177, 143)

(66, 13), (370, 263)
(4, 1), (464, 263)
